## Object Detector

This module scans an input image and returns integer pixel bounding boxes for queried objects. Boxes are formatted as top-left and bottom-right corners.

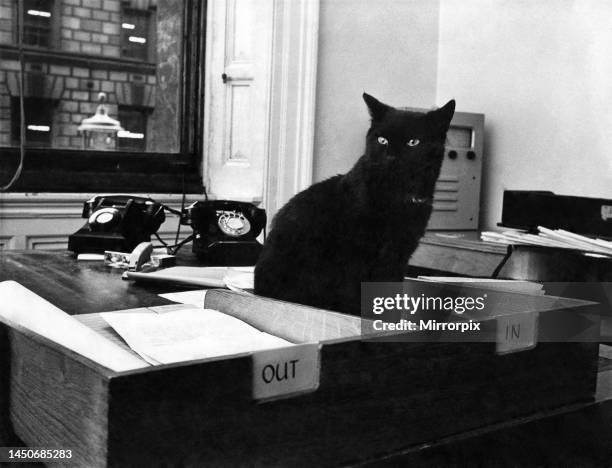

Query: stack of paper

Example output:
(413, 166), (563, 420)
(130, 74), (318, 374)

(101, 306), (291, 365)
(481, 226), (612, 257)
(415, 276), (544, 295)
(125, 266), (255, 293)
(537, 227), (612, 256)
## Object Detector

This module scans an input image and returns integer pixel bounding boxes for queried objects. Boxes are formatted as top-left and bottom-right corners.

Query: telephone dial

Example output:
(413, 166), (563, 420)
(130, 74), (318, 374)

(68, 195), (165, 254)
(181, 200), (266, 266)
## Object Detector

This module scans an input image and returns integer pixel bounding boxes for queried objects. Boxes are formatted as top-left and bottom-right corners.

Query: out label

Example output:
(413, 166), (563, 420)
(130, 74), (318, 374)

(252, 343), (320, 401)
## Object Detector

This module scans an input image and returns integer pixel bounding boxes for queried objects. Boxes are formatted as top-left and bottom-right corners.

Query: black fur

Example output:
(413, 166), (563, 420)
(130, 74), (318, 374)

(255, 94), (455, 315)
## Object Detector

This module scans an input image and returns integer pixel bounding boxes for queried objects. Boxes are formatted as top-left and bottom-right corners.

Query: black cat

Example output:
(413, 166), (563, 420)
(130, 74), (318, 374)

(254, 93), (455, 315)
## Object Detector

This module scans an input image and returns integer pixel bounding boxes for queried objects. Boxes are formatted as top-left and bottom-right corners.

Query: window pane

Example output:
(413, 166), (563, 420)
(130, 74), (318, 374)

(24, 0), (53, 48)
(11, 96), (55, 147)
(0, 0), (183, 153)
(121, 7), (152, 61)
(117, 105), (147, 151)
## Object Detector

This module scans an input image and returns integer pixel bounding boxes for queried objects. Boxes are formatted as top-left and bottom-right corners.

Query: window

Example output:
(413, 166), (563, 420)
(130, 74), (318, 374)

(121, 6), (153, 61)
(11, 97), (54, 147)
(117, 106), (148, 152)
(0, 0), (206, 193)
(23, 0), (53, 48)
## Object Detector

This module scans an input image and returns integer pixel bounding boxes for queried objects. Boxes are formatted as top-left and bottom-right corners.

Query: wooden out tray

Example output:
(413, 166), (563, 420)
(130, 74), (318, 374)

(0, 289), (601, 467)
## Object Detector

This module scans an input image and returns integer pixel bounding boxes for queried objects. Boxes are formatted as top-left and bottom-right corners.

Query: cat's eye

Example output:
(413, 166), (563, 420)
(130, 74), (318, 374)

(377, 136), (388, 145)
(407, 139), (420, 147)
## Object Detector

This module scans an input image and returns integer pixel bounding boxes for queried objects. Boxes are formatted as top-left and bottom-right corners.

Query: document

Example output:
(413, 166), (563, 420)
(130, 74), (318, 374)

(156, 265), (256, 306)
(0, 281), (149, 372)
(125, 266), (254, 289)
(481, 227), (612, 256)
(159, 290), (208, 307)
(416, 276), (545, 294)
(223, 268), (254, 292)
(101, 306), (291, 365)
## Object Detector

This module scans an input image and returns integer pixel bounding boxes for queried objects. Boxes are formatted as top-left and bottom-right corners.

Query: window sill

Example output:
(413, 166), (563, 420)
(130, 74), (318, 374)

(0, 148), (204, 193)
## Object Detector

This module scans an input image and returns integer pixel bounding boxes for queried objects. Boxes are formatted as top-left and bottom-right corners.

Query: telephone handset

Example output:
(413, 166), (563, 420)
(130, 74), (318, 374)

(181, 200), (266, 265)
(83, 195), (165, 232)
(68, 195), (165, 254)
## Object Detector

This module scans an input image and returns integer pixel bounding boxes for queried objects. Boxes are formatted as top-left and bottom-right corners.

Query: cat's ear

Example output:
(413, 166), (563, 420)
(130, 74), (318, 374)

(430, 99), (456, 132)
(363, 93), (391, 121)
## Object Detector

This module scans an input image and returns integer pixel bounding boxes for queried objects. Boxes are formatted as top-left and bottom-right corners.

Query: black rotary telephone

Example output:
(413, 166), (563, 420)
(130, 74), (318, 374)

(68, 195), (165, 254)
(181, 200), (266, 265)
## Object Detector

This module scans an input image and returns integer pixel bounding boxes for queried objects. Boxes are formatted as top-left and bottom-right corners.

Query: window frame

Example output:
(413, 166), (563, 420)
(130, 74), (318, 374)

(0, 0), (206, 194)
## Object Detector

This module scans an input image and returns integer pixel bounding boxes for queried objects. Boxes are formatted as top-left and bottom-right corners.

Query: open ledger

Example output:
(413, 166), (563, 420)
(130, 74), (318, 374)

(101, 307), (291, 365)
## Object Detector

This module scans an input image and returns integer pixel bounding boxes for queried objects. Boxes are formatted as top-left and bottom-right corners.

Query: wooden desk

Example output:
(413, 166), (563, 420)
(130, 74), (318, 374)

(0, 250), (200, 315)
(1, 250), (611, 466)
(410, 231), (612, 342)
(0, 250), (197, 458)
(410, 231), (612, 281)
(410, 231), (509, 277)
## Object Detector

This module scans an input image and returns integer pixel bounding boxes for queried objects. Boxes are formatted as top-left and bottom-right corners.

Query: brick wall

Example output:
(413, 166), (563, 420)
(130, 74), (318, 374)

(0, 0), (157, 150)
(0, 0), (12, 146)
(0, 0), (12, 46)
(0, 58), (18, 147)
(60, 0), (121, 57)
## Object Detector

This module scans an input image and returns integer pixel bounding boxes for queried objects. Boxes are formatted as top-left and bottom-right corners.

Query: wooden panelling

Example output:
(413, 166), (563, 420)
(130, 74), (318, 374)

(0, 193), (198, 251)
(26, 236), (69, 251)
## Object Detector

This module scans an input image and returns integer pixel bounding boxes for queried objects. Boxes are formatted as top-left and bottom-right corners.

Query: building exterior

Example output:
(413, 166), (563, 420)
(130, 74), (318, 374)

(0, 0), (160, 151)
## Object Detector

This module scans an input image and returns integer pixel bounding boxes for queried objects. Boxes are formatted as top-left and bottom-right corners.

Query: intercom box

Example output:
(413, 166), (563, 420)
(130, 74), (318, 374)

(404, 108), (485, 230)
(429, 110), (485, 230)
(0, 289), (600, 467)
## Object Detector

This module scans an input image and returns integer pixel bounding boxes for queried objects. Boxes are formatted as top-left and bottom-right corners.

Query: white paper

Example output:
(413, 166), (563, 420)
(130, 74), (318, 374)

(159, 290), (208, 307)
(223, 267), (254, 292)
(125, 266), (255, 288)
(101, 307), (291, 365)
(416, 276), (544, 294)
(125, 266), (228, 287)
(481, 228), (612, 257)
(77, 253), (105, 261)
(0, 281), (149, 372)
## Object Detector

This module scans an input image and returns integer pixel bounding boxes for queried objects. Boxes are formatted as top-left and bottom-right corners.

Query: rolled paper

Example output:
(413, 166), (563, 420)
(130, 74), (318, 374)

(0, 280), (148, 372)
